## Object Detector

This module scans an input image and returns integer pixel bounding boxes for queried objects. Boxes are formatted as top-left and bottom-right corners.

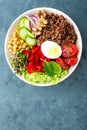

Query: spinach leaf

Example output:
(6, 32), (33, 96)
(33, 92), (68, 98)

(43, 61), (62, 77)
(43, 61), (54, 76)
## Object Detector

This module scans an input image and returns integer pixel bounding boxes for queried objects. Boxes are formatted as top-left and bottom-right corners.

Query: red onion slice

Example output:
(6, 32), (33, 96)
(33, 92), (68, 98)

(29, 21), (33, 30)
(27, 14), (38, 24)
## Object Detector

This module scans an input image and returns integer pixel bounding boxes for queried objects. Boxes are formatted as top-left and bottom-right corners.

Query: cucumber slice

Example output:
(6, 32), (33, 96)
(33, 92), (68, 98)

(19, 27), (36, 41)
(18, 17), (30, 30)
(25, 36), (37, 46)
(24, 19), (30, 30)
(19, 27), (29, 40)
(18, 17), (27, 28)
(27, 31), (35, 38)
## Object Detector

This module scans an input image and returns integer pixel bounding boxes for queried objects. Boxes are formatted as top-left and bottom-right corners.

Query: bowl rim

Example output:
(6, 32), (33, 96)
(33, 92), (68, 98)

(4, 7), (82, 87)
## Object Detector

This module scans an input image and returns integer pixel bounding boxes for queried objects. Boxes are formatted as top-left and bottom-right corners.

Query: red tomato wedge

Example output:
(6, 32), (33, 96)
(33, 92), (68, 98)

(55, 58), (70, 69)
(61, 43), (78, 57)
(63, 55), (78, 66)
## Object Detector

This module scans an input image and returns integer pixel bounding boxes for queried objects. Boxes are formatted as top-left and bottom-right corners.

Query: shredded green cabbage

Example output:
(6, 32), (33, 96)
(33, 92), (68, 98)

(22, 70), (68, 84)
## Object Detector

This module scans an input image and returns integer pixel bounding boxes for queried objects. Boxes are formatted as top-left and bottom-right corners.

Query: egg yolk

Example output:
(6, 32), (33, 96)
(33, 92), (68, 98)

(47, 46), (59, 58)
(41, 40), (62, 59)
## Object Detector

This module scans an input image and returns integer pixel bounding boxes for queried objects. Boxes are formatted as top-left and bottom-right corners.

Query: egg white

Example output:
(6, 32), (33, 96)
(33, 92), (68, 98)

(41, 41), (62, 59)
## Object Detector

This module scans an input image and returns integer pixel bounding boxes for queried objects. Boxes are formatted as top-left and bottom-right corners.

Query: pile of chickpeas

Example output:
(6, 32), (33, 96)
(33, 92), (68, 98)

(7, 28), (30, 54)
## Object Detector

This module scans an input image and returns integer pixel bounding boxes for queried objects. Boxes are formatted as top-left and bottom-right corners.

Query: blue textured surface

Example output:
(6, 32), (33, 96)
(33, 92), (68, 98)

(0, 0), (87, 130)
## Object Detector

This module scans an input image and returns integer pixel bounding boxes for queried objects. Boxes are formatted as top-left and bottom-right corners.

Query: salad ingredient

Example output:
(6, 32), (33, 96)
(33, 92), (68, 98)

(32, 10), (47, 36)
(38, 18), (47, 24)
(22, 70), (68, 84)
(27, 13), (46, 32)
(56, 58), (70, 69)
(43, 61), (62, 77)
(19, 27), (29, 40)
(37, 13), (77, 45)
(27, 31), (35, 38)
(32, 31), (41, 36)
(29, 21), (33, 30)
(27, 15), (38, 29)
(19, 27), (35, 40)
(41, 41), (62, 59)
(33, 25), (42, 31)
(36, 10), (47, 19)
(25, 36), (37, 46)
(18, 17), (30, 30)
(10, 50), (27, 74)
(27, 14), (38, 24)
(18, 16), (37, 47)
(25, 45), (50, 74)
(61, 43), (78, 57)
(63, 55), (78, 65)
(8, 28), (29, 54)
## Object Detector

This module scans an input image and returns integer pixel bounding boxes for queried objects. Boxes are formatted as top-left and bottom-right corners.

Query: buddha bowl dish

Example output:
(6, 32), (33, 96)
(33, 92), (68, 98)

(5, 7), (82, 86)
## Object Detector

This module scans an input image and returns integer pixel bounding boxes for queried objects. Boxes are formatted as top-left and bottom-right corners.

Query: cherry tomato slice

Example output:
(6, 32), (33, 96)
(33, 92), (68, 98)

(61, 43), (78, 57)
(56, 58), (70, 69)
(63, 55), (78, 66)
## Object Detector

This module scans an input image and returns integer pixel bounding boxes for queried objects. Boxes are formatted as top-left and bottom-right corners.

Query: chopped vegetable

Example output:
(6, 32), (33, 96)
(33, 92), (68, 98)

(18, 17), (37, 47)
(10, 50), (27, 74)
(56, 57), (70, 69)
(63, 55), (78, 65)
(27, 14), (38, 24)
(61, 42), (78, 57)
(25, 36), (37, 46)
(25, 45), (50, 74)
(18, 17), (30, 31)
(22, 70), (68, 84)
(27, 31), (35, 38)
(18, 27), (29, 40)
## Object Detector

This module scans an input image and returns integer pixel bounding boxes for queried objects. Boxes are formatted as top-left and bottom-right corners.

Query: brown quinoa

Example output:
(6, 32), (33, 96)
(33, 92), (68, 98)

(36, 13), (77, 45)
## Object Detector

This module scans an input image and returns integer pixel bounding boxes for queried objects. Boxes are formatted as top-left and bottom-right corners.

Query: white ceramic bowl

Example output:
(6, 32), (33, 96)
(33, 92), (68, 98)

(4, 7), (82, 87)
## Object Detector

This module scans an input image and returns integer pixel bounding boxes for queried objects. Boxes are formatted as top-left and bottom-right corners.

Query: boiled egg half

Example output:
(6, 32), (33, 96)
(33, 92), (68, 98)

(41, 41), (62, 59)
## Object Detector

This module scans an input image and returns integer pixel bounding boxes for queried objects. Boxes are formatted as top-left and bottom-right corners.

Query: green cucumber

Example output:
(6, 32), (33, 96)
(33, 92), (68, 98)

(18, 17), (30, 30)
(27, 31), (35, 38)
(18, 27), (29, 40)
(19, 27), (36, 41)
(25, 36), (37, 46)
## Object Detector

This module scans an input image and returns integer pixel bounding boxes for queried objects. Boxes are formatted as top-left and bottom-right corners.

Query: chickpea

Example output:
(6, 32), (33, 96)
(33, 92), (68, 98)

(16, 41), (20, 45)
(13, 44), (17, 48)
(8, 44), (12, 49)
(12, 41), (16, 45)
(13, 45), (17, 51)
(20, 39), (24, 44)
(14, 28), (18, 33)
(12, 32), (17, 38)
(8, 39), (12, 44)
(18, 45), (22, 50)
(22, 43), (27, 49)
(8, 28), (29, 54)
(13, 37), (18, 42)
(26, 46), (29, 51)
(13, 51), (16, 55)
(8, 48), (13, 53)
(10, 37), (13, 41)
